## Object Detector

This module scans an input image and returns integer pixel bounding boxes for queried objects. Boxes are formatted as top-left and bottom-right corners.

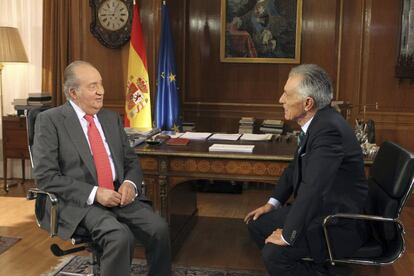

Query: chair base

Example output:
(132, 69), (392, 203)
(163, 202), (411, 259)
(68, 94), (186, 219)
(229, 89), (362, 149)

(51, 244), (87, 257)
(50, 244), (101, 276)
(59, 272), (94, 276)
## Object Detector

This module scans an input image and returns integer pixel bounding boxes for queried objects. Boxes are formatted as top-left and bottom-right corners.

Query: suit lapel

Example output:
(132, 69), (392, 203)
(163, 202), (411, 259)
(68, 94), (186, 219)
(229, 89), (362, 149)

(292, 106), (335, 196)
(62, 102), (97, 181)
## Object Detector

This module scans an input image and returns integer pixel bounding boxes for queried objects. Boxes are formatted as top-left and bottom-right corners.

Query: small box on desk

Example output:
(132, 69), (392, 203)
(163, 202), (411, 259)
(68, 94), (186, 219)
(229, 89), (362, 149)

(166, 138), (190, 146)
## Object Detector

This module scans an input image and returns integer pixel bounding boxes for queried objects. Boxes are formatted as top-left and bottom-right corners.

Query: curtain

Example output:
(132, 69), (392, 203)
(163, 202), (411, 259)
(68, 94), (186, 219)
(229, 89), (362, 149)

(42, 0), (72, 106)
(0, 0), (43, 115)
(0, 0), (42, 178)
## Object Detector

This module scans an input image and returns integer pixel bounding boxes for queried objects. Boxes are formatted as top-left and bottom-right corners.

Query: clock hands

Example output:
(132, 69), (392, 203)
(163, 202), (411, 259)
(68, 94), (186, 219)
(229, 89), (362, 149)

(97, 0), (129, 32)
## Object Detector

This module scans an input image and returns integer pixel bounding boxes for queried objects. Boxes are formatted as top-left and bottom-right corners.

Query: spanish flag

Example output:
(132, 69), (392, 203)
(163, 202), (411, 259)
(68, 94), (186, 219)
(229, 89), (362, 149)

(125, 1), (152, 128)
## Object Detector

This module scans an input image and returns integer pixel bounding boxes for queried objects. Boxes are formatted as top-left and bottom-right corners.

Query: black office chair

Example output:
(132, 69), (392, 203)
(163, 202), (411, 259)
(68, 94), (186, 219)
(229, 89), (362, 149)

(25, 107), (101, 276)
(322, 141), (414, 268)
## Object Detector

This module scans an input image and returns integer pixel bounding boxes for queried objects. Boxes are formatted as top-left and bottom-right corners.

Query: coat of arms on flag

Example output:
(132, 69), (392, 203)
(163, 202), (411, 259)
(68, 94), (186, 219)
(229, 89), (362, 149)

(126, 77), (149, 119)
(124, 1), (152, 128)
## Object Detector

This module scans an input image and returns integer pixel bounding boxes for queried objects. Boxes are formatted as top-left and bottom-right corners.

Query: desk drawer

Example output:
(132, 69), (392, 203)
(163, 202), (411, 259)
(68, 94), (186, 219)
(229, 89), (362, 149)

(2, 117), (26, 129)
(3, 129), (28, 148)
(169, 157), (289, 178)
(2, 116), (29, 160)
(4, 149), (29, 159)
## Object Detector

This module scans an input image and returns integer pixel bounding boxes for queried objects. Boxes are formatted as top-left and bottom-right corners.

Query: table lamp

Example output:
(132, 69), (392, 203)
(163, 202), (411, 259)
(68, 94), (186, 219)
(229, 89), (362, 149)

(0, 27), (28, 193)
(0, 26), (28, 117)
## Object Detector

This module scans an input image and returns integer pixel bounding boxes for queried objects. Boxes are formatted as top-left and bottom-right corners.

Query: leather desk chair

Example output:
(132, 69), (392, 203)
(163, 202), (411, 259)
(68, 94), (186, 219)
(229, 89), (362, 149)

(25, 107), (101, 276)
(321, 141), (414, 269)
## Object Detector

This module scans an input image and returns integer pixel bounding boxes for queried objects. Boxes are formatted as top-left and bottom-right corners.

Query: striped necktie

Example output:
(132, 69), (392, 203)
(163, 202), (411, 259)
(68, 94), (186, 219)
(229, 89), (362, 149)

(84, 114), (114, 190)
(297, 130), (305, 146)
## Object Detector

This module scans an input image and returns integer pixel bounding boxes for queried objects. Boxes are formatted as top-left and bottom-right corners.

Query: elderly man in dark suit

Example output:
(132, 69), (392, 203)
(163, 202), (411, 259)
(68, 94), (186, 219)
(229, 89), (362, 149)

(32, 60), (171, 276)
(245, 64), (368, 275)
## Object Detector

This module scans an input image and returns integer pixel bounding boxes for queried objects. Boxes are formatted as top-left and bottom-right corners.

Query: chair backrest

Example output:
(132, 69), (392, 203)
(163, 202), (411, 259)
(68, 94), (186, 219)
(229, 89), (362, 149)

(25, 107), (49, 168)
(369, 141), (414, 216)
(25, 107), (51, 225)
(366, 141), (414, 260)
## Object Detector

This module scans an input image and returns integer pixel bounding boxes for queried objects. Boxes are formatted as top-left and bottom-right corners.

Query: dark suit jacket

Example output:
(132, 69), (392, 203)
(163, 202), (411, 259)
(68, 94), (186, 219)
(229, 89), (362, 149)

(32, 102), (144, 240)
(272, 106), (368, 260)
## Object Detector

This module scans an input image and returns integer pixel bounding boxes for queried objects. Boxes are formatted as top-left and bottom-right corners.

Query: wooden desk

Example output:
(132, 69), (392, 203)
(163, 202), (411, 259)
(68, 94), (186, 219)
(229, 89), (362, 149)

(135, 139), (298, 255)
(2, 116), (29, 192)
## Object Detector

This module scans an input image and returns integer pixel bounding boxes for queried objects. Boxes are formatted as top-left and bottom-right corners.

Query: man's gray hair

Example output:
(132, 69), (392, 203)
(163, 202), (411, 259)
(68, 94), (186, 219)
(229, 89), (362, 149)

(289, 64), (333, 109)
(63, 60), (95, 99)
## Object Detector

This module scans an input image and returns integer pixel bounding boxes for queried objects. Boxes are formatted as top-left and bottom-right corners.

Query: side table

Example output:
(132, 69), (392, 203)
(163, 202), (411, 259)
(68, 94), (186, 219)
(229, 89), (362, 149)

(2, 115), (29, 192)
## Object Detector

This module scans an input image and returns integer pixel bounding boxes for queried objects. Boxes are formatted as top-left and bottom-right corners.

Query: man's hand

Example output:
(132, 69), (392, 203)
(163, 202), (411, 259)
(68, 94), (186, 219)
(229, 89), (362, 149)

(244, 203), (274, 224)
(95, 187), (122, 207)
(265, 228), (288, 246)
(118, 181), (136, 207)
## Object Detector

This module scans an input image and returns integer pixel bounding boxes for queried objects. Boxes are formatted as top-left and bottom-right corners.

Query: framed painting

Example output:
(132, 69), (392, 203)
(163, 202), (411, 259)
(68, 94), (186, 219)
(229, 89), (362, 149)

(396, 0), (414, 79)
(220, 0), (302, 64)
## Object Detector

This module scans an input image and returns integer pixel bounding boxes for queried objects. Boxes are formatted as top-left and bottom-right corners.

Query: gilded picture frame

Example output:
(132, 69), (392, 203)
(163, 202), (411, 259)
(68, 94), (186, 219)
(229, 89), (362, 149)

(396, 0), (414, 79)
(220, 0), (302, 64)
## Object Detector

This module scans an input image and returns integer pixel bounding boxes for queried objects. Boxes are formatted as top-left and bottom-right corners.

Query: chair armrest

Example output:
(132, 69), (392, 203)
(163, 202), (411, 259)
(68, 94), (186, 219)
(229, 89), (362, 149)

(27, 187), (58, 202)
(322, 213), (404, 265)
(26, 188), (59, 237)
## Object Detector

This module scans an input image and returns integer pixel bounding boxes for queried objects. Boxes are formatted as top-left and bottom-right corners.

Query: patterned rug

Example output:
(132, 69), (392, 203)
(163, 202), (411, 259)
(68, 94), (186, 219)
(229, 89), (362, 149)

(0, 236), (21, 255)
(50, 255), (266, 276)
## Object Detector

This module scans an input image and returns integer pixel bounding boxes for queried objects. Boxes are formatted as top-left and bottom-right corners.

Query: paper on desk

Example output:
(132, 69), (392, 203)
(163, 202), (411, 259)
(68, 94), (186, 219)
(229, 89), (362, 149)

(209, 144), (255, 153)
(124, 127), (160, 136)
(180, 132), (212, 140)
(167, 132), (184, 138)
(208, 133), (241, 141)
(240, 133), (273, 141)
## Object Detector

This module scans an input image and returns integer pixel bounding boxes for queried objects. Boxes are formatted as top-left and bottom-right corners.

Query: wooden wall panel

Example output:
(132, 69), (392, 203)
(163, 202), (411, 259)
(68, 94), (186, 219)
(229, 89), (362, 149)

(300, 0), (339, 78)
(174, 0), (414, 151)
(363, 0), (410, 110)
(338, 0), (364, 107)
(63, 0), (161, 114)
(48, 0), (414, 151)
(180, 0), (341, 132)
(185, 0), (292, 105)
(339, 0), (414, 151)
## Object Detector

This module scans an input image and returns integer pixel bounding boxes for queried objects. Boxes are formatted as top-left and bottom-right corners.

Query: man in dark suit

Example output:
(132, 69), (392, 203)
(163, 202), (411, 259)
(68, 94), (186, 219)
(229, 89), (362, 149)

(32, 60), (171, 276)
(245, 64), (367, 275)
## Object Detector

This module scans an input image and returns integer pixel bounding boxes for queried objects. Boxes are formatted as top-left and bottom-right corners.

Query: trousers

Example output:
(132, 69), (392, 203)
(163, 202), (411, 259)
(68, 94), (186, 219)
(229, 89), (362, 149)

(81, 199), (171, 276)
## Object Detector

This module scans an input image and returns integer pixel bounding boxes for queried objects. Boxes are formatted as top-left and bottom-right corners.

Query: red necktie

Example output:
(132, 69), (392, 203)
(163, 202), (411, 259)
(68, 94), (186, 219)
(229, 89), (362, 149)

(84, 114), (114, 190)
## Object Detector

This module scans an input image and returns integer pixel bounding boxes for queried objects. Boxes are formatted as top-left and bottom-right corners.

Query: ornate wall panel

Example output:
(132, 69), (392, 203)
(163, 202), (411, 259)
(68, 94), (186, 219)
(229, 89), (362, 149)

(339, 0), (414, 151)
(53, 0), (414, 150)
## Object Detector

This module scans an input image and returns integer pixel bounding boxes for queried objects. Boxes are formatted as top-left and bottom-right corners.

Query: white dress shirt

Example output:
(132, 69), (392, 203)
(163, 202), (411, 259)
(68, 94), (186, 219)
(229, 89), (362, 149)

(69, 101), (136, 204)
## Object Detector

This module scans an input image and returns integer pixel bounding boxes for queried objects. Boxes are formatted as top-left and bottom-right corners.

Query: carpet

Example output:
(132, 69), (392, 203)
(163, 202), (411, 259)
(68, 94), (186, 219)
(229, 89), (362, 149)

(50, 255), (267, 276)
(0, 236), (21, 255)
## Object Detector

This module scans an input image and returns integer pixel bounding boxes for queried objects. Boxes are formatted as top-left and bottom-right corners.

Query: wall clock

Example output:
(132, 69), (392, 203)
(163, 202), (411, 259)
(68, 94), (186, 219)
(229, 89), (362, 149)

(90, 0), (133, 48)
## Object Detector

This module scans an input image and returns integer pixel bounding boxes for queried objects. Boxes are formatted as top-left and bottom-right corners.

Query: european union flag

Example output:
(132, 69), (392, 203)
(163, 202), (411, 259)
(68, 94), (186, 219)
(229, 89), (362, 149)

(156, 1), (181, 131)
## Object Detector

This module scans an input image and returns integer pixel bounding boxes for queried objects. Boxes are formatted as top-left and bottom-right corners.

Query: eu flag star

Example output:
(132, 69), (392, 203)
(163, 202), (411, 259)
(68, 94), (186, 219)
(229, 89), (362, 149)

(168, 73), (176, 82)
(172, 123), (180, 132)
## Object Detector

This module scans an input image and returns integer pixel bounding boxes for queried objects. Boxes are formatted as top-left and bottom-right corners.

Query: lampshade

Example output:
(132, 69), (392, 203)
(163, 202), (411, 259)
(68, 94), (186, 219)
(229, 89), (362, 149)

(0, 27), (28, 63)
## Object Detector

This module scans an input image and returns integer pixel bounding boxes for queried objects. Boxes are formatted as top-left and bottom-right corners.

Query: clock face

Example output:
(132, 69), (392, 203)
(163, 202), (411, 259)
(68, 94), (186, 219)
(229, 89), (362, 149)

(98, 0), (129, 31)
(90, 0), (132, 48)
